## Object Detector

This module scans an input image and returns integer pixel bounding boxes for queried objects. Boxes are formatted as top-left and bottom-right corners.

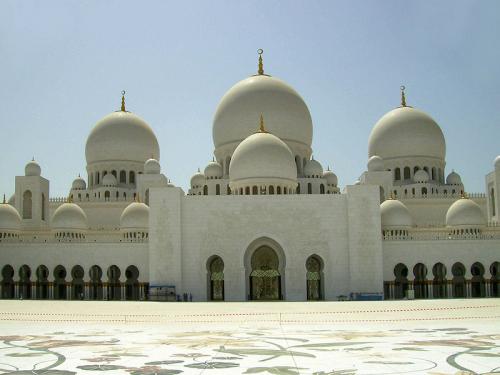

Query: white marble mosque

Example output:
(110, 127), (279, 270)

(0, 50), (499, 302)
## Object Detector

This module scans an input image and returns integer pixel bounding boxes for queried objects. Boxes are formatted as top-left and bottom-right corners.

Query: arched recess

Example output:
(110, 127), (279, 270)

(452, 262), (466, 298)
(432, 263), (447, 298)
(23, 190), (32, 219)
(394, 263), (409, 299)
(244, 237), (286, 301)
(89, 265), (103, 300)
(413, 263), (428, 299)
(53, 265), (67, 300)
(19, 265), (32, 299)
(306, 254), (324, 301)
(490, 262), (500, 297)
(41, 193), (46, 221)
(1, 265), (15, 299)
(125, 265), (139, 300)
(207, 255), (224, 301)
(107, 265), (121, 300)
(36, 265), (49, 299)
(71, 265), (85, 300)
(470, 262), (485, 298)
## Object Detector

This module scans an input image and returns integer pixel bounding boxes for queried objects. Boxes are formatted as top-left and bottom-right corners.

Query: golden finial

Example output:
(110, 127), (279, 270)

(258, 114), (267, 133)
(2, 194), (5, 204)
(121, 90), (126, 112)
(400, 85), (407, 107)
(257, 49), (264, 75)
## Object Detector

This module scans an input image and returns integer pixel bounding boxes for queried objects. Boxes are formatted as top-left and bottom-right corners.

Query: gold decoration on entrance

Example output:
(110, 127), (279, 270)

(121, 90), (126, 112)
(257, 49), (264, 75)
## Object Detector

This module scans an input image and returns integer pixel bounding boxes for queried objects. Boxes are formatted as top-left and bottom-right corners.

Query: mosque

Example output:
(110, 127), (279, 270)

(0, 51), (499, 302)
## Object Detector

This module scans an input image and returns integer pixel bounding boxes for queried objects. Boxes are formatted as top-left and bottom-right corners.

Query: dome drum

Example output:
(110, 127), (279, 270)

(230, 178), (297, 196)
(51, 203), (88, 236)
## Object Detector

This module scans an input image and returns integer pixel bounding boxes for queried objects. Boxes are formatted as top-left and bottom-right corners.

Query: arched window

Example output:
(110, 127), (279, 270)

(41, 193), (46, 221)
(413, 263), (428, 299)
(438, 168), (443, 183)
(54, 265), (67, 300)
(111, 170), (117, 178)
(107, 265), (121, 301)
(120, 170), (126, 183)
(208, 256), (224, 301)
(307, 183), (312, 194)
(394, 263), (409, 299)
(277, 186), (281, 195)
(36, 265), (49, 299)
(394, 168), (401, 181)
(245, 186), (250, 195)
(96, 172), (100, 184)
(422, 187), (427, 195)
(89, 265), (103, 300)
(306, 255), (323, 300)
(71, 265), (85, 300)
(145, 189), (150, 205)
(297, 184), (301, 194)
(216, 184), (220, 195)
(22, 190), (32, 219)
(252, 186), (258, 195)
(403, 167), (410, 180)
(104, 191), (110, 201)
(414, 166), (420, 174)
(227, 185), (231, 195)
(432, 263), (447, 298)
(470, 262), (485, 297)
(269, 186), (275, 195)
(423, 166), (429, 173)
(320, 184), (325, 194)
(452, 262), (466, 298)
(490, 262), (500, 297)
(129, 171), (135, 184)
(203, 185), (208, 195)
(19, 265), (32, 299)
(125, 265), (140, 300)
(1, 265), (15, 299)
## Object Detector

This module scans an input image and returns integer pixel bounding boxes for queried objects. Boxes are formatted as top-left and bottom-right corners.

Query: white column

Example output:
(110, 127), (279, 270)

(84, 284), (89, 300)
(14, 284), (19, 299)
(103, 284), (108, 300)
(466, 281), (471, 298)
(121, 284), (125, 301)
(485, 281), (491, 297)
(447, 281), (453, 298)
(32, 283), (36, 299)
(67, 284), (71, 300)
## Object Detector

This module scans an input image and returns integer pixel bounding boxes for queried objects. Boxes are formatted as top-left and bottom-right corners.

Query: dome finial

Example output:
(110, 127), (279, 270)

(259, 114), (267, 133)
(2, 194), (5, 204)
(121, 90), (126, 112)
(257, 49), (264, 75)
(32, 156), (35, 161)
(400, 85), (407, 107)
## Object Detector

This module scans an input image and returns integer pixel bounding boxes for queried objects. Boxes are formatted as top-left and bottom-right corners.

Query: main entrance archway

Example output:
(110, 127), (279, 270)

(249, 246), (281, 300)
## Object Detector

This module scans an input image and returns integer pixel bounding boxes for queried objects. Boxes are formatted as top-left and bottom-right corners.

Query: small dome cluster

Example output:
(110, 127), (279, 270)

(25, 159), (41, 177)
(144, 158), (161, 174)
(304, 158), (323, 178)
(446, 171), (462, 185)
(72, 176), (87, 190)
(204, 160), (223, 179)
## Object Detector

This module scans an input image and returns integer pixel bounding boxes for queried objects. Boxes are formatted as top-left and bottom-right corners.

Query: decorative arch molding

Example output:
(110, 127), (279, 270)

(243, 236), (287, 300)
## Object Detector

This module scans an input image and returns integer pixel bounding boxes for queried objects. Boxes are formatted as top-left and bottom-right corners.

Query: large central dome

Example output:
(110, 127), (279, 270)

(213, 75), (313, 154)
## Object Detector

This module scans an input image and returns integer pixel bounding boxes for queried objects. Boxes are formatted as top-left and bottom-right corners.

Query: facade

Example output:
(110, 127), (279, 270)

(0, 52), (499, 302)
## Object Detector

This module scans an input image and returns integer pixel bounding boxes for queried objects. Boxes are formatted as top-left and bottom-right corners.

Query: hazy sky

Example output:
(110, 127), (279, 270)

(1, 0), (499, 197)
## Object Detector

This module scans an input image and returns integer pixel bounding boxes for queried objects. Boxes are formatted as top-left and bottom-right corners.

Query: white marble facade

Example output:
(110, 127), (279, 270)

(0, 52), (499, 302)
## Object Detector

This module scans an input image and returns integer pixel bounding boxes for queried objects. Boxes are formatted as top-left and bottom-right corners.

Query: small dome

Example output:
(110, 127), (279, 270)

(85, 111), (160, 166)
(380, 199), (413, 229)
(367, 155), (384, 172)
(368, 106), (446, 162)
(204, 160), (223, 179)
(304, 158), (323, 178)
(446, 170), (462, 185)
(494, 155), (500, 170)
(413, 169), (430, 183)
(51, 203), (88, 231)
(229, 131), (297, 184)
(8, 195), (15, 206)
(323, 169), (338, 187)
(446, 197), (486, 228)
(120, 202), (149, 230)
(102, 174), (117, 187)
(190, 169), (205, 188)
(0, 203), (21, 232)
(144, 158), (161, 174)
(72, 176), (87, 190)
(25, 160), (41, 177)
(213, 75), (313, 154)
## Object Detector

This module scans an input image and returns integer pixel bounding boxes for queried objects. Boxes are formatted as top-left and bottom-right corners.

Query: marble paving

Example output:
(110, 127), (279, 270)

(0, 299), (499, 374)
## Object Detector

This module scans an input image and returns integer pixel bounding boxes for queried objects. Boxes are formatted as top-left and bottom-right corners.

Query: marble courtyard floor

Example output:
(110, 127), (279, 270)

(0, 299), (499, 375)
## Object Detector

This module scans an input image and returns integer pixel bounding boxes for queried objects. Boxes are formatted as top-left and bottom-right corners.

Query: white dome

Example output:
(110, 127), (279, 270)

(144, 158), (161, 174)
(213, 75), (312, 153)
(0, 203), (21, 232)
(204, 161), (223, 179)
(304, 158), (323, 178)
(367, 155), (384, 172)
(120, 202), (149, 230)
(380, 199), (413, 229)
(446, 197), (486, 228)
(8, 195), (15, 206)
(51, 203), (88, 231)
(446, 170), (462, 185)
(85, 111), (160, 166)
(229, 130), (297, 184)
(323, 169), (338, 186)
(71, 176), (86, 190)
(190, 169), (205, 188)
(494, 155), (500, 169)
(413, 169), (430, 183)
(102, 174), (117, 187)
(368, 106), (446, 161)
(25, 160), (41, 176)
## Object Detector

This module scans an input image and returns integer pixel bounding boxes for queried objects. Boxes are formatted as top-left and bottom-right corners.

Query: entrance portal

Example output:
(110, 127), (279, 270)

(250, 246), (281, 300)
